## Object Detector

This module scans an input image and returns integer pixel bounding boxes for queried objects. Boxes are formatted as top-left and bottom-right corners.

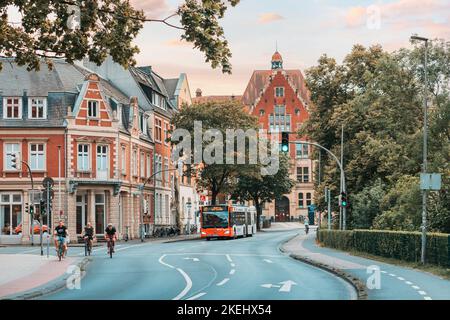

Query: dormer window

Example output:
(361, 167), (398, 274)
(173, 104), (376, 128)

(275, 87), (285, 97)
(87, 100), (99, 118)
(259, 109), (265, 116)
(3, 97), (22, 119)
(139, 113), (148, 135)
(28, 97), (47, 119)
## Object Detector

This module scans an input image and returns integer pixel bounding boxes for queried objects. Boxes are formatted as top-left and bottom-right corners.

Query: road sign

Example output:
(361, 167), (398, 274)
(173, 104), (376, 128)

(420, 173), (442, 190)
(42, 177), (54, 188)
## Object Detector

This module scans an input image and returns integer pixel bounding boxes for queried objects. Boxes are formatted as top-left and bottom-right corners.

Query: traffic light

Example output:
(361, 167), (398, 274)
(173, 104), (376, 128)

(281, 132), (289, 153)
(40, 199), (46, 216)
(25, 202), (30, 215)
(11, 153), (19, 170)
(340, 192), (348, 207)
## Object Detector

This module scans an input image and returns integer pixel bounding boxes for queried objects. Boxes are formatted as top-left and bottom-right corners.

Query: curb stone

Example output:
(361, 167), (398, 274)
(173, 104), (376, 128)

(1, 257), (90, 300)
(280, 236), (368, 300)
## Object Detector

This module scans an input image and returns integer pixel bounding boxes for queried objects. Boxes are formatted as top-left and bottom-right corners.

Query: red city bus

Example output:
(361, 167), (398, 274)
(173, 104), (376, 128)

(200, 204), (257, 240)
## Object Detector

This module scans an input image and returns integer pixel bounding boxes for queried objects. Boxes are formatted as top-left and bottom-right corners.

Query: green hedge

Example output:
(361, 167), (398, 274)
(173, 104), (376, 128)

(317, 229), (450, 267)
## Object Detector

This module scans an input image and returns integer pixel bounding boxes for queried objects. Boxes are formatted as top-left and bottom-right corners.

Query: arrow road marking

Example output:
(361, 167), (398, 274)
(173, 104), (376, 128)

(279, 280), (297, 292)
(263, 259), (273, 263)
(184, 257), (200, 262)
(261, 280), (297, 292)
(217, 278), (230, 286)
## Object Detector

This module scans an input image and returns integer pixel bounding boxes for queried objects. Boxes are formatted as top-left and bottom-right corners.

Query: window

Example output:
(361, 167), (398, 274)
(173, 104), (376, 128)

(155, 119), (162, 142)
(77, 144), (90, 171)
(132, 149), (138, 176)
(275, 87), (285, 97)
(121, 146), (126, 175)
(296, 167), (309, 183)
(5, 143), (20, 170)
(296, 144), (309, 158)
(29, 143), (45, 170)
(306, 193), (312, 207)
(298, 193), (304, 208)
(139, 113), (147, 135)
(28, 98), (47, 119)
(0, 193), (22, 235)
(140, 152), (145, 177)
(3, 97), (21, 119)
(146, 154), (151, 177)
(164, 159), (169, 185)
(259, 109), (265, 116)
(269, 105), (291, 132)
(87, 100), (99, 118)
(164, 123), (169, 145)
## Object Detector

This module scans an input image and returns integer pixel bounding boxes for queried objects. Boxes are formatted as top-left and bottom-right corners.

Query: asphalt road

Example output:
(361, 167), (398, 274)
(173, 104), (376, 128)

(36, 230), (356, 300)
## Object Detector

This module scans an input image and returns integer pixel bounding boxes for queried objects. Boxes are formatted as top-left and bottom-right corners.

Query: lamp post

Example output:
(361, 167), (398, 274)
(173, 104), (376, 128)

(411, 34), (429, 264)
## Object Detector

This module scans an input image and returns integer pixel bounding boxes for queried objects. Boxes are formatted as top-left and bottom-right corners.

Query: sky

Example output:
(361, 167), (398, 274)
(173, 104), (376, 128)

(129, 0), (450, 96)
(7, 0), (450, 96)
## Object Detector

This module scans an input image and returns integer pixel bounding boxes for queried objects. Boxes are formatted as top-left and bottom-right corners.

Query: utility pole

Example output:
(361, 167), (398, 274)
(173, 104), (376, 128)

(411, 35), (429, 264)
(326, 188), (331, 230)
(339, 125), (344, 230)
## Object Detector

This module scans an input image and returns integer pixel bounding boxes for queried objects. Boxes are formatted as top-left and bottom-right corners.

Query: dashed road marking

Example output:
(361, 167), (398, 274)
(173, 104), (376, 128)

(217, 278), (230, 286)
(389, 273), (396, 277)
(405, 281), (413, 285)
(418, 291), (427, 295)
(424, 296), (432, 300)
(397, 277), (405, 281)
(226, 254), (232, 262)
(230, 263), (235, 267)
(187, 292), (206, 300)
(412, 285), (420, 290)
(229, 269), (236, 275)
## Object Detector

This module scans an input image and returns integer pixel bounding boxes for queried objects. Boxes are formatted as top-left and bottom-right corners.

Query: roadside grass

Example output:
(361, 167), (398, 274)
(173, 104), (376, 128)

(317, 242), (450, 280)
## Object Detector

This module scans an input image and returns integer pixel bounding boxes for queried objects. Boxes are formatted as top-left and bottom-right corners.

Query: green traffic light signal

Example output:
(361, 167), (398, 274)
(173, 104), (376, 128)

(281, 132), (289, 153)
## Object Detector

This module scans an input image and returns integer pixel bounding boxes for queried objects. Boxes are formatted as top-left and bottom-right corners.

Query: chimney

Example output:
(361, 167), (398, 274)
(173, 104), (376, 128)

(196, 88), (202, 97)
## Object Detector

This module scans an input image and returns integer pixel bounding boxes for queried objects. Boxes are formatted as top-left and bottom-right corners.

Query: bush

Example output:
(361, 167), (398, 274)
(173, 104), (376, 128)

(317, 229), (450, 267)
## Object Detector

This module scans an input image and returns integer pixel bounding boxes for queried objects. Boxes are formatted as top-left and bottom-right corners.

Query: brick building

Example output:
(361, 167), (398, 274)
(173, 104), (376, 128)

(242, 51), (315, 221)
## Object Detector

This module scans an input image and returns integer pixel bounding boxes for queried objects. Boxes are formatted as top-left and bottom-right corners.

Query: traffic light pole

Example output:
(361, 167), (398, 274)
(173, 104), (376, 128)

(288, 139), (347, 229)
(16, 159), (35, 245)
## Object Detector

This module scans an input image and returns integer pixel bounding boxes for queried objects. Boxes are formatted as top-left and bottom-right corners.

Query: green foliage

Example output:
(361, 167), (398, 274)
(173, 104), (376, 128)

(0, 0), (239, 73)
(317, 229), (450, 267)
(171, 101), (258, 204)
(304, 40), (450, 232)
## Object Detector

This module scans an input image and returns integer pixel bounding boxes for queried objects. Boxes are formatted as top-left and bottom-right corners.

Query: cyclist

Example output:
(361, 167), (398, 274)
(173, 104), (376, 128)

(82, 222), (95, 250)
(54, 220), (69, 258)
(104, 223), (117, 254)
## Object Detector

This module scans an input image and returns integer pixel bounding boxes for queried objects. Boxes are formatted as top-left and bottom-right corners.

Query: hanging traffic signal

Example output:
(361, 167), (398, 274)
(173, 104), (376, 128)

(11, 153), (19, 169)
(281, 132), (289, 153)
(340, 192), (348, 207)
(25, 202), (30, 215)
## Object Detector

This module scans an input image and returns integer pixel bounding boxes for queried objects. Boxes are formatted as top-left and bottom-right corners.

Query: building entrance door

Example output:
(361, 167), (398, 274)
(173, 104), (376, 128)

(275, 196), (290, 222)
(76, 194), (88, 234)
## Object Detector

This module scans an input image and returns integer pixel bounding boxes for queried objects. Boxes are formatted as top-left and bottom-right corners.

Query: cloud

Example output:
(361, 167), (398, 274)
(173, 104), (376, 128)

(130, 0), (172, 19)
(164, 38), (192, 48)
(258, 13), (284, 24)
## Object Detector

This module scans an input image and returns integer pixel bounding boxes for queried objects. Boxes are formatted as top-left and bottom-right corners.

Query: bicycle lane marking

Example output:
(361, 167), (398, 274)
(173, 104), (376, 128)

(158, 254), (193, 300)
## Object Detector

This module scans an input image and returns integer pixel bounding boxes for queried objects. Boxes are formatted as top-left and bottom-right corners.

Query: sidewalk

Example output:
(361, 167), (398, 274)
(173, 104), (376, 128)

(0, 254), (78, 299)
(282, 231), (450, 300)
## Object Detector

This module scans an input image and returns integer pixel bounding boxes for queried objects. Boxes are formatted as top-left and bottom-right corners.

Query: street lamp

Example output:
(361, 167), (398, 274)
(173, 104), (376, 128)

(410, 34), (429, 264)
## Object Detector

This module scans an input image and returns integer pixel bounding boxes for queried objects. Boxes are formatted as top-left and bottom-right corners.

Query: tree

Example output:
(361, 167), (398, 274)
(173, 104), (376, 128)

(0, 0), (239, 72)
(231, 154), (295, 230)
(170, 101), (258, 205)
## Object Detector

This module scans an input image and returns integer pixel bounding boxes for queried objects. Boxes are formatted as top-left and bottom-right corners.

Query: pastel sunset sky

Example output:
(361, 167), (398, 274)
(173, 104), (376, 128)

(129, 0), (449, 96)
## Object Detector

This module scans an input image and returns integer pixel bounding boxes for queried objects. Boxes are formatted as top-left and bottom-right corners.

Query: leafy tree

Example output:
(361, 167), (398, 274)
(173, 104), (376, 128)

(231, 154), (295, 229)
(0, 0), (239, 72)
(170, 101), (258, 205)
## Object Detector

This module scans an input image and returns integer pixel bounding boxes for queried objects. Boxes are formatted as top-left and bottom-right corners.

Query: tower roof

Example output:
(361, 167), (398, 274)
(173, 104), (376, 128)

(271, 51), (283, 62)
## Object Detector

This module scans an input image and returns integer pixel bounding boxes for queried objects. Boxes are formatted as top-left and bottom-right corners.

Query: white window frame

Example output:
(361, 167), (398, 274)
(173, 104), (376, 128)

(3, 97), (22, 119)
(87, 100), (99, 118)
(28, 97), (47, 119)
(132, 149), (138, 177)
(275, 87), (285, 97)
(146, 154), (151, 177)
(4, 142), (21, 171)
(77, 144), (91, 172)
(121, 145), (126, 175)
(140, 151), (145, 177)
(28, 142), (46, 171)
(155, 118), (162, 143)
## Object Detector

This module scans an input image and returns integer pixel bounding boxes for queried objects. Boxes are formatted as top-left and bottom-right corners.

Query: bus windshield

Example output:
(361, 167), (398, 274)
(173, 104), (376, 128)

(202, 207), (229, 229)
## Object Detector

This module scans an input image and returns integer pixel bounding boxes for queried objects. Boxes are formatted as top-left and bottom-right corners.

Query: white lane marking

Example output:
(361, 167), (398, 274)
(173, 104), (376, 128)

(397, 277), (405, 281)
(217, 278), (230, 286)
(229, 269), (235, 275)
(418, 291), (427, 295)
(424, 296), (432, 300)
(116, 244), (146, 252)
(230, 263), (236, 267)
(261, 284), (281, 288)
(405, 281), (413, 285)
(412, 285), (420, 290)
(187, 292), (206, 300)
(158, 254), (175, 269)
(183, 257), (200, 262)
(381, 270), (387, 274)
(226, 254), (232, 262)
(263, 259), (273, 264)
(173, 268), (193, 300)
(389, 273), (396, 277)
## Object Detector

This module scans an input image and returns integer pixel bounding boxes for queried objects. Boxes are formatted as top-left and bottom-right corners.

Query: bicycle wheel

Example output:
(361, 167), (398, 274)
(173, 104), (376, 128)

(58, 243), (63, 261)
(84, 241), (88, 256)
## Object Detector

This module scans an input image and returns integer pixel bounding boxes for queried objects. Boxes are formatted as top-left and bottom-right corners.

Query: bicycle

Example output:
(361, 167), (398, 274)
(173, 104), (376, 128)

(56, 236), (65, 261)
(84, 236), (92, 256)
(107, 237), (115, 258)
